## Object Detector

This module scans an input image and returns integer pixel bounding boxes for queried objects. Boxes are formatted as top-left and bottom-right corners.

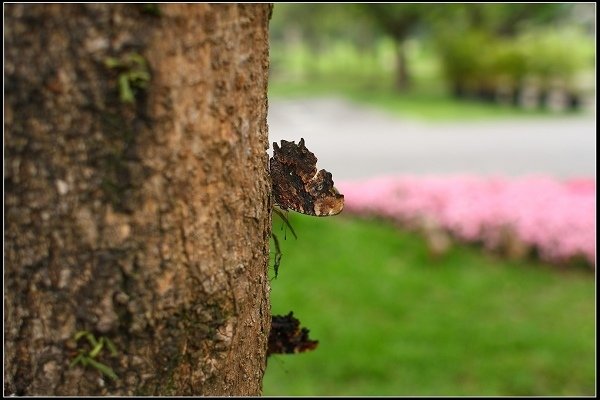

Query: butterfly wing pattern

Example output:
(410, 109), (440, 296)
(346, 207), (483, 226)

(270, 138), (344, 217)
(267, 312), (319, 356)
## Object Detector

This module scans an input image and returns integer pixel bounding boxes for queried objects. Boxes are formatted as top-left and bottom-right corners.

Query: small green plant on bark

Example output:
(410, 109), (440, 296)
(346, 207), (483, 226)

(69, 330), (119, 380)
(104, 53), (150, 104)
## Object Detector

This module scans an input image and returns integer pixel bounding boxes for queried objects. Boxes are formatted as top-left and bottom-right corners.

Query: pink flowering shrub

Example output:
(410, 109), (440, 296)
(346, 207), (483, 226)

(338, 175), (596, 267)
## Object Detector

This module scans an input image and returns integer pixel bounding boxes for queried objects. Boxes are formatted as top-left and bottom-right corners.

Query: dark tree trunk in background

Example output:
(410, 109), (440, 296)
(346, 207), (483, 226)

(362, 4), (425, 92)
(394, 40), (410, 91)
(5, 4), (272, 396)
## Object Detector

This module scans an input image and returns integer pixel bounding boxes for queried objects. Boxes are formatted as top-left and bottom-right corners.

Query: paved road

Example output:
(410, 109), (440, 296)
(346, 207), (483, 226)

(268, 98), (596, 181)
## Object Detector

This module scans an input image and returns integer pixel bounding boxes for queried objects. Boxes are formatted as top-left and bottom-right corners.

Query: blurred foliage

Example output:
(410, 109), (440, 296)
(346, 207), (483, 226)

(360, 4), (430, 39)
(428, 3), (574, 37)
(270, 3), (594, 103)
(270, 4), (374, 50)
(358, 5), (433, 89)
(432, 5), (595, 97)
(438, 26), (594, 97)
(518, 26), (595, 83)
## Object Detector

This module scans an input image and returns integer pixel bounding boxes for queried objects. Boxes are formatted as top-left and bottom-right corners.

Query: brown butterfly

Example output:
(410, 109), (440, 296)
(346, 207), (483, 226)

(270, 138), (344, 217)
(267, 312), (319, 356)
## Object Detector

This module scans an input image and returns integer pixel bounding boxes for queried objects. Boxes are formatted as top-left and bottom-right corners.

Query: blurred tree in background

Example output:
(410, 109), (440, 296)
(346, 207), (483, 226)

(429, 3), (591, 103)
(431, 3), (572, 36)
(360, 4), (432, 91)
(270, 3), (594, 109)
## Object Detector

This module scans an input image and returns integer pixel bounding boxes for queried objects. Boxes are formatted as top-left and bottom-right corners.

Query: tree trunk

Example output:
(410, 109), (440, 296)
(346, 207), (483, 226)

(394, 39), (410, 91)
(5, 4), (272, 396)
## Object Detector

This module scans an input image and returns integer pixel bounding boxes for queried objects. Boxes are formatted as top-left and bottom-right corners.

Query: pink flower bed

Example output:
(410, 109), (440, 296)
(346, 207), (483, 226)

(337, 175), (596, 267)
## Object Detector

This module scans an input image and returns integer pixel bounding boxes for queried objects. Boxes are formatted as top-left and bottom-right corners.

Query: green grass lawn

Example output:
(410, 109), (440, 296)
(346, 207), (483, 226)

(264, 214), (595, 396)
(269, 79), (571, 121)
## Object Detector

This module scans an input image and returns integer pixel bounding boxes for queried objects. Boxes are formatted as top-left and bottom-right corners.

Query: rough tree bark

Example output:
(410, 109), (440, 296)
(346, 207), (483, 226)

(5, 4), (272, 396)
